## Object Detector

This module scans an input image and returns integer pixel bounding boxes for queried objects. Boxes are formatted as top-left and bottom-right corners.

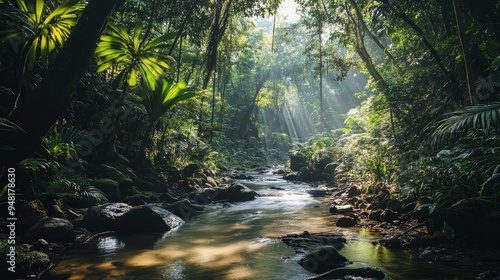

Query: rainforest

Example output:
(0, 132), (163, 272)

(0, 0), (499, 279)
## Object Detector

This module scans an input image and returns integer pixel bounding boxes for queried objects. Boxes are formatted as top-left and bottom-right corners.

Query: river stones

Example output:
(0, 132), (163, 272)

(280, 231), (346, 254)
(305, 267), (386, 280)
(299, 245), (349, 273)
(23, 217), (75, 242)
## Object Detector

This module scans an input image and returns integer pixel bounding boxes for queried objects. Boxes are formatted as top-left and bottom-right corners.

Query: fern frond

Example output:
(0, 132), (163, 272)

(432, 102), (500, 142)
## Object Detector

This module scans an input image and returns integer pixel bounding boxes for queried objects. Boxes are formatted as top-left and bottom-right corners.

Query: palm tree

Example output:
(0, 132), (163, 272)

(0, 0), (84, 70)
(95, 22), (176, 91)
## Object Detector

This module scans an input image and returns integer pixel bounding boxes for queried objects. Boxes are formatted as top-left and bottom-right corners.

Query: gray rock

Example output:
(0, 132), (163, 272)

(206, 183), (257, 203)
(299, 245), (349, 273)
(23, 217), (75, 242)
(289, 151), (307, 171)
(280, 231), (346, 253)
(336, 217), (357, 228)
(162, 199), (204, 220)
(116, 204), (184, 232)
(84, 203), (132, 231)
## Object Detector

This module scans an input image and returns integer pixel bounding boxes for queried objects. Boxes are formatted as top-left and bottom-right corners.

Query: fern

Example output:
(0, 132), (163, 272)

(54, 179), (108, 206)
(432, 102), (500, 142)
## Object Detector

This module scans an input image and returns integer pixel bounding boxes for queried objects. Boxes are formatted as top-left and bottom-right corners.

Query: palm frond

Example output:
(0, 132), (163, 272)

(55, 179), (108, 206)
(432, 102), (500, 142)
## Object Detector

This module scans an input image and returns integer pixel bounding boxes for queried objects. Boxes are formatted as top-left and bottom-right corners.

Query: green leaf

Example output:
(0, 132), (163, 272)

(132, 22), (143, 52)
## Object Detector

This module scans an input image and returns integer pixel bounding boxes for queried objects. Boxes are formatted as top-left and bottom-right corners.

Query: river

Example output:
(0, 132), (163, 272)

(45, 170), (475, 279)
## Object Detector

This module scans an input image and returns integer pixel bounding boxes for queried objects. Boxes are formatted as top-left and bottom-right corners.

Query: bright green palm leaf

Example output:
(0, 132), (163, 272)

(95, 22), (175, 90)
(2, 0), (84, 70)
(132, 22), (142, 52)
(143, 32), (176, 51)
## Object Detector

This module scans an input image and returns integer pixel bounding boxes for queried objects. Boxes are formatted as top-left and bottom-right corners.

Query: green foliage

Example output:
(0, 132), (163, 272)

(0, 240), (50, 275)
(141, 78), (197, 129)
(432, 102), (500, 142)
(95, 22), (175, 90)
(47, 178), (108, 206)
(40, 126), (92, 169)
(0, 0), (84, 69)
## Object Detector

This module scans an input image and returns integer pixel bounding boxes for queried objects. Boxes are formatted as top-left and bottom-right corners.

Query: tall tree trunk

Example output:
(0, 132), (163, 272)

(452, 0), (476, 105)
(318, 21), (324, 130)
(238, 70), (271, 138)
(0, 0), (126, 174)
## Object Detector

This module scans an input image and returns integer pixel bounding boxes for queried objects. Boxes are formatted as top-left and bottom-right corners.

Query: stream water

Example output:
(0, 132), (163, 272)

(45, 171), (476, 280)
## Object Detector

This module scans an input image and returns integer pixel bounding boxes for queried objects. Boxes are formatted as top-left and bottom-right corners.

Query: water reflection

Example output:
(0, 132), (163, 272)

(97, 236), (125, 257)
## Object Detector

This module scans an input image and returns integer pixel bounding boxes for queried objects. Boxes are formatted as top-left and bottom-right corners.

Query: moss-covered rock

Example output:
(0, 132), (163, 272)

(22, 217), (75, 242)
(0, 241), (51, 279)
(94, 179), (120, 202)
(118, 178), (134, 197)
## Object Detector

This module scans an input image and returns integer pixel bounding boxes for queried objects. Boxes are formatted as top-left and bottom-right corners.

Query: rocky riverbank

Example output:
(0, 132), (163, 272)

(277, 161), (500, 280)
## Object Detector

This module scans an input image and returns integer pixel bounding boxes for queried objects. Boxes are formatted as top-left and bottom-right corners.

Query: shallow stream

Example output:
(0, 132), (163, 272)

(45, 171), (475, 279)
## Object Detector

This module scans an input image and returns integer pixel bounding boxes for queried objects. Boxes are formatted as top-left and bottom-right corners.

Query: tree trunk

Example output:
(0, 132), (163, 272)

(452, 0), (477, 105)
(238, 70), (271, 138)
(0, 0), (125, 173)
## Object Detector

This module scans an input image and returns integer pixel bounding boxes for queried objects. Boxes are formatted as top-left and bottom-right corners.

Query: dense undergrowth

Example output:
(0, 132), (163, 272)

(288, 94), (500, 247)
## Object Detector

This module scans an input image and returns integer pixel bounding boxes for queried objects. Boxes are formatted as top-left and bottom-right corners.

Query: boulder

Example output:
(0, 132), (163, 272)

(280, 231), (346, 253)
(84, 203), (132, 231)
(116, 204), (184, 232)
(299, 245), (349, 273)
(317, 156), (334, 172)
(289, 151), (307, 171)
(162, 199), (204, 220)
(210, 183), (257, 202)
(305, 267), (385, 280)
(23, 217), (75, 242)
(336, 217), (357, 228)
(94, 179), (120, 202)
(297, 167), (320, 182)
